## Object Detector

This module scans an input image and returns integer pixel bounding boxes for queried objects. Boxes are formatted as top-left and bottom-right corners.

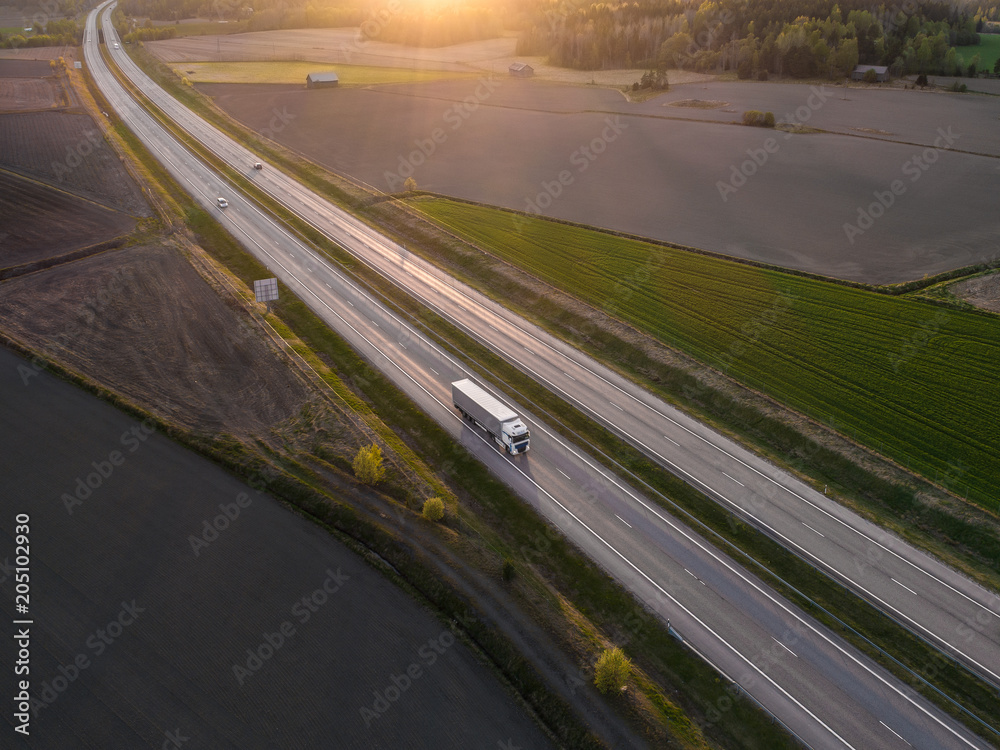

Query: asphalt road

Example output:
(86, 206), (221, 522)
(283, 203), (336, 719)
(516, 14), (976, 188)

(87, 4), (998, 747)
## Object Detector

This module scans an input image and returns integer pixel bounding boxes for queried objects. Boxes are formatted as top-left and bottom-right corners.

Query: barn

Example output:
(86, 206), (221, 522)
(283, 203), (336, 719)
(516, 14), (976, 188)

(851, 65), (888, 82)
(508, 62), (534, 78)
(306, 72), (339, 89)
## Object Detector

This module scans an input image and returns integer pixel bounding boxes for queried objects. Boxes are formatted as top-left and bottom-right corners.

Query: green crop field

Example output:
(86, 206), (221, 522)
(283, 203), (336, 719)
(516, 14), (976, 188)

(171, 60), (472, 86)
(412, 198), (1000, 509)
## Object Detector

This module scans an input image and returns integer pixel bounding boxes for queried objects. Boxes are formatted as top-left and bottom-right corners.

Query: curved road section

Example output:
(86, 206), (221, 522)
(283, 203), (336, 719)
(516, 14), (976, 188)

(86, 5), (995, 748)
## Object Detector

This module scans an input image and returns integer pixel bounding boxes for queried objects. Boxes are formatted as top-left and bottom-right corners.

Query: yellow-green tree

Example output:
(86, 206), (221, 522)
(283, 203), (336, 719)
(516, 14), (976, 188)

(353, 443), (385, 485)
(594, 647), (632, 694)
(422, 497), (444, 521)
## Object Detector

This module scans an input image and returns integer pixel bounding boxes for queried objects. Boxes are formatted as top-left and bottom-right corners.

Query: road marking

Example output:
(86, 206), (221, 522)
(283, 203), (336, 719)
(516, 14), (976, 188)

(524, 347), (533, 353)
(489, 324), (498, 331)
(662, 435), (679, 446)
(611, 403), (624, 411)
(430, 368), (439, 376)
(557, 469), (570, 480)
(892, 578), (918, 596)
(563, 372), (576, 381)
(879, 721), (911, 746)
(802, 522), (825, 538)
(325, 283), (331, 288)
(348, 301), (354, 306)
(722, 472), (744, 487)
(773, 637), (798, 657)
(373, 321), (378, 327)
(399, 343), (406, 349)
(615, 514), (632, 529)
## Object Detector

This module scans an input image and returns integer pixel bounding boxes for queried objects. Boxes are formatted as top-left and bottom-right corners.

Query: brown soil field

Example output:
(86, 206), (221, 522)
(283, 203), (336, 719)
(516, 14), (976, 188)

(0, 111), (152, 216)
(0, 44), (75, 62)
(0, 57), (53, 77)
(951, 272), (1000, 313)
(202, 77), (1000, 283)
(0, 76), (59, 109)
(0, 240), (315, 437)
(0, 169), (136, 268)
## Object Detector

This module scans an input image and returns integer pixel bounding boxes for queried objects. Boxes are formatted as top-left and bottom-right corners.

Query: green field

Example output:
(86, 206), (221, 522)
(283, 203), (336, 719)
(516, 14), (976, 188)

(961, 32), (1000, 71)
(412, 198), (1000, 509)
(171, 60), (472, 85)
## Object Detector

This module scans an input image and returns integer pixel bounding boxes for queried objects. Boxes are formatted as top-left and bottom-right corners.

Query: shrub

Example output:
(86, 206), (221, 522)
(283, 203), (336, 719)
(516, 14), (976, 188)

(915, 73), (928, 87)
(353, 443), (385, 484)
(501, 558), (516, 582)
(862, 68), (877, 83)
(742, 110), (774, 128)
(594, 647), (632, 694)
(422, 496), (444, 521)
(763, 111), (775, 128)
(757, 69), (769, 81)
(403, 176), (417, 192)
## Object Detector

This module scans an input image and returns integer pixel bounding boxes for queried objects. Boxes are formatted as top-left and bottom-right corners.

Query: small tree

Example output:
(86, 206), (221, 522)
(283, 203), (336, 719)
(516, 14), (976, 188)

(422, 497), (444, 521)
(594, 647), (632, 694)
(763, 111), (775, 128)
(403, 176), (417, 191)
(353, 443), (385, 485)
(862, 68), (877, 84)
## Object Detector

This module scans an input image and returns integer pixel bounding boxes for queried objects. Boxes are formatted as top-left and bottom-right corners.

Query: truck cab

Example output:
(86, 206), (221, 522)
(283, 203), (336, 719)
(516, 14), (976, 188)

(502, 419), (530, 454)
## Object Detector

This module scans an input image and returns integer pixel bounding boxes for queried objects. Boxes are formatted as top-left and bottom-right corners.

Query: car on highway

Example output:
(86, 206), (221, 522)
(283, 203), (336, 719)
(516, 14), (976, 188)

(253, 162), (263, 170)
(113, 42), (119, 49)
(217, 197), (229, 208)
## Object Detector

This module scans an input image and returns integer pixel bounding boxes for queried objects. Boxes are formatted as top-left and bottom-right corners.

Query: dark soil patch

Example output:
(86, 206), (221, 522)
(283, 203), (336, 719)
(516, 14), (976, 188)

(0, 111), (151, 216)
(0, 240), (312, 437)
(0, 169), (135, 266)
(0, 58), (54, 77)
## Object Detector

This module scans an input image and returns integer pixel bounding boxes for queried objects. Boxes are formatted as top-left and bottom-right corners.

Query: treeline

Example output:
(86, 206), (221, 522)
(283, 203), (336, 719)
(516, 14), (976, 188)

(0, 18), (83, 48)
(516, 0), (992, 76)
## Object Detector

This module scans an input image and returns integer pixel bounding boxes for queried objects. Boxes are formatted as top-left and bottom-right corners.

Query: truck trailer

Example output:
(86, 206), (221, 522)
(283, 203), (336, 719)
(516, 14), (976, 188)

(452, 379), (530, 455)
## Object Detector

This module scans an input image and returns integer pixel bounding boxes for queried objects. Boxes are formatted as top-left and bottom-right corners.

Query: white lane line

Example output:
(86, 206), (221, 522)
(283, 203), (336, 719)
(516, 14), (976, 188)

(663, 435), (679, 446)
(611, 403), (624, 411)
(430, 368), (439, 376)
(489, 324), (498, 331)
(802, 523), (825, 538)
(722, 472), (744, 487)
(563, 372), (576, 381)
(372, 321), (378, 327)
(615, 514), (632, 529)
(880, 721), (911, 746)
(557, 469), (570, 480)
(348, 301), (354, 306)
(399, 344), (406, 350)
(892, 578), (919, 597)
(773, 637), (798, 657)
(325, 283), (331, 288)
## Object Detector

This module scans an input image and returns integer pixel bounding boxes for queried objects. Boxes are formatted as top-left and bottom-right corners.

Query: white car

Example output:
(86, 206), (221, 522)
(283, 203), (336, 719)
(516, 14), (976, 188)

(217, 197), (229, 208)
(113, 42), (119, 49)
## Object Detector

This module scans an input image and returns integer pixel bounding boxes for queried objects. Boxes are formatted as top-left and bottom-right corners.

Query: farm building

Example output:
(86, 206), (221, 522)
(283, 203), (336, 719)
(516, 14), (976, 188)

(851, 65), (888, 82)
(306, 72), (339, 89)
(509, 62), (534, 77)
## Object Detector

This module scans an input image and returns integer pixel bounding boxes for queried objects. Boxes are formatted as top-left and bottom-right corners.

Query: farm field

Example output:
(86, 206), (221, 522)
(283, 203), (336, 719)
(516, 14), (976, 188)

(172, 60), (475, 86)
(0, 112), (151, 217)
(411, 197), (1000, 508)
(0, 346), (556, 749)
(202, 76), (1000, 284)
(965, 32), (1000, 71)
(0, 169), (136, 268)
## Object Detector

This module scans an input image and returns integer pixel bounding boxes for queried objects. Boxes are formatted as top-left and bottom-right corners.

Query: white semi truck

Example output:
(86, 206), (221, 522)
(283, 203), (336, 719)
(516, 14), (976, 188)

(452, 379), (530, 455)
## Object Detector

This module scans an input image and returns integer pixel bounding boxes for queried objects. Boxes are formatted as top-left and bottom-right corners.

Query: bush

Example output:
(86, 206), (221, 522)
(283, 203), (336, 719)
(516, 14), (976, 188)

(422, 496), (444, 521)
(915, 73), (928, 87)
(501, 558), (516, 582)
(742, 110), (774, 128)
(862, 68), (878, 83)
(757, 69), (769, 81)
(403, 176), (417, 192)
(353, 443), (386, 484)
(594, 647), (632, 694)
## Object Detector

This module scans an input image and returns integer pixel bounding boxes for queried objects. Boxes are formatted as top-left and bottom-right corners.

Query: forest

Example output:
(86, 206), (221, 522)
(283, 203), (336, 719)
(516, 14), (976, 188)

(516, 0), (999, 75)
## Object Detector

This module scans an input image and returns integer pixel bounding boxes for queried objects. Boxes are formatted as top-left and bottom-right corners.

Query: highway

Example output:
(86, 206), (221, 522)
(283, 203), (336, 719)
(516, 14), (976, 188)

(86, 5), (997, 748)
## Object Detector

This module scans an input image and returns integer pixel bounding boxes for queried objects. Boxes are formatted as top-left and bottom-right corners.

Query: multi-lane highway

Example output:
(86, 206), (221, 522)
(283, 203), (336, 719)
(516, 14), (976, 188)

(85, 4), (998, 747)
